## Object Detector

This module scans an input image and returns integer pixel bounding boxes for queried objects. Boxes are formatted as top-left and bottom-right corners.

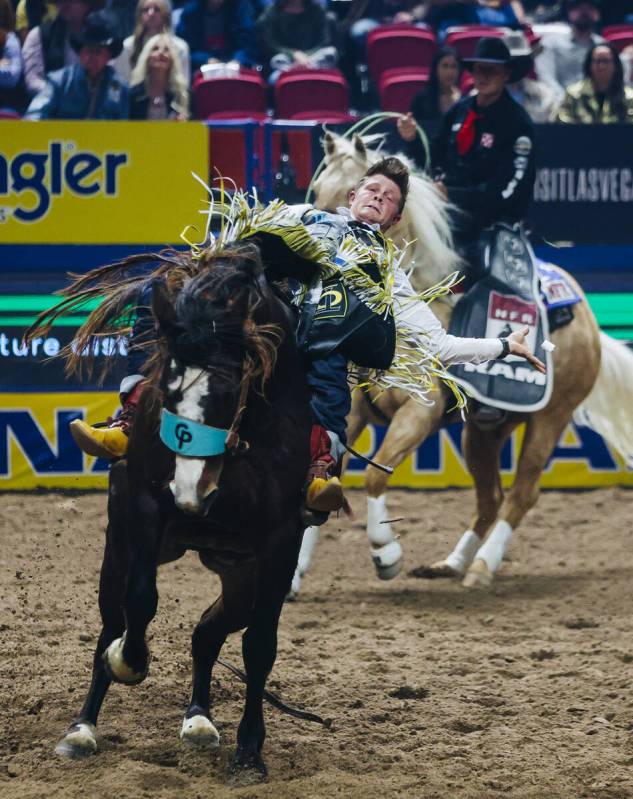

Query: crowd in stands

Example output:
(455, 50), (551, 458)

(2, 0), (633, 124)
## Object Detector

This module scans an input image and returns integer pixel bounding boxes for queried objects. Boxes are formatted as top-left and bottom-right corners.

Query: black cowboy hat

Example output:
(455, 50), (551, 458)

(463, 37), (532, 83)
(70, 10), (123, 58)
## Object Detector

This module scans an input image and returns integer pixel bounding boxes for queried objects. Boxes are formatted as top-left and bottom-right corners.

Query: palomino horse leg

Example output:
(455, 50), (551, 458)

(181, 557), (257, 748)
(463, 410), (571, 588)
(231, 524), (301, 780)
(55, 461), (129, 758)
(428, 417), (520, 578)
(364, 395), (445, 579)
(103, 489), (163, 685)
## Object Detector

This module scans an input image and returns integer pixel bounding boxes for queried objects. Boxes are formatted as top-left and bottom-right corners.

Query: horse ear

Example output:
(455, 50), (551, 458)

(323, 131), (336, 159)
(151, 281), (177, 337)
(352, 134), (367, 160)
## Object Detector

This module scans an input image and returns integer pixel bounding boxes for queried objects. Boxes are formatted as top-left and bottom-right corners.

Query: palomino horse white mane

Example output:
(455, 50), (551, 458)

(311, 131), (463, 296)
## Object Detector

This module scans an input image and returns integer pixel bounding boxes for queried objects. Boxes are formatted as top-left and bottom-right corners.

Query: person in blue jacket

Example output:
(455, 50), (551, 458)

(25, 10), (128, 119)
(176, 0), (258, 77)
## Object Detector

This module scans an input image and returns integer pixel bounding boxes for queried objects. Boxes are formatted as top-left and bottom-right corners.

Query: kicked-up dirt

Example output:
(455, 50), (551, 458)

(1, 488), (633, 798)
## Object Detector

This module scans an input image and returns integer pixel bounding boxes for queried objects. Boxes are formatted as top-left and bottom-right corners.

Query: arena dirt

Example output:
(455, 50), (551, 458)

(1, 488), (633, 799)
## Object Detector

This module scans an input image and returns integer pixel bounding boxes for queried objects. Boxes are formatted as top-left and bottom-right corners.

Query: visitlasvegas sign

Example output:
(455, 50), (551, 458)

(531, 125), (633, 244)
(0, 121), (209, 243)
(1, 392), (631, 490)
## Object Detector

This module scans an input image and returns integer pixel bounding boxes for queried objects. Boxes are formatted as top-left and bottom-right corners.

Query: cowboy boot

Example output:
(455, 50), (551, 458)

(304, 424), (346, 514)
(69, 381), (145, 459)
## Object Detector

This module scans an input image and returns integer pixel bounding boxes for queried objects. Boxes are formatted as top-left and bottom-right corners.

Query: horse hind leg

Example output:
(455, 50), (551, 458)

(288, 525), (320, 599)
(56, 462), (129, 758)
(428, 418), (518, 580)
(463, 410), (571, 589)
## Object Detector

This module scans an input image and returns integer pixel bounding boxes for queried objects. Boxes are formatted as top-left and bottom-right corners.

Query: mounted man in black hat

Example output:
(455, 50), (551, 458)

(25, 9), (129, 119)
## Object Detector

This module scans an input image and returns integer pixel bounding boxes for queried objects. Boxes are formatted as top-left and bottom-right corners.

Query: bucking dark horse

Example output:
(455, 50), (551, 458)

(26, 242), (312, 780)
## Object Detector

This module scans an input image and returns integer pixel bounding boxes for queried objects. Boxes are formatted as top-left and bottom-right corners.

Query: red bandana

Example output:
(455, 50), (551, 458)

(456, 109), (482, 156)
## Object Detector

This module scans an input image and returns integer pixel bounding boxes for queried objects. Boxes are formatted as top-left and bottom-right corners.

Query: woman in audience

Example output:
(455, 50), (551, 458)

(129, 31), (189, 118)
(0, 0), (25, 113)
(557, 41), (633, 123)
(15, 0), (57, 43)
(113, 0), (189, 83)
(396, 46), (462, 167)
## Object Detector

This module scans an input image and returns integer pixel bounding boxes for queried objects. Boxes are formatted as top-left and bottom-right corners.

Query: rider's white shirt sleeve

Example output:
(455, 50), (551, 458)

(392, 269), (503, 364)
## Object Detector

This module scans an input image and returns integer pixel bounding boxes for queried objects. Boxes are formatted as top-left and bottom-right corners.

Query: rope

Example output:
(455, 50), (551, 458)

(216, 658), (332, 728)
(304, 111), (431, 205)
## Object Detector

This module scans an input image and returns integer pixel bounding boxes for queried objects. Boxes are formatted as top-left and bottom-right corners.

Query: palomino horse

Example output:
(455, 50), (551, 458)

(26, 245), (312, 779)
(295, 130), (633, 592)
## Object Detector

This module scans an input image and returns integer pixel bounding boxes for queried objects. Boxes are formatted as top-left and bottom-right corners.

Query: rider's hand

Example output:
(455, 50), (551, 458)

(397, 112), (417, 142)
(507, 327), (546, 374)
(434, 180), (449, 200)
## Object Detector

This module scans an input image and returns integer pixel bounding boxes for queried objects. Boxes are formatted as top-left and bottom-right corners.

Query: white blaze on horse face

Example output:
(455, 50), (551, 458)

(169, 367), (210, 512)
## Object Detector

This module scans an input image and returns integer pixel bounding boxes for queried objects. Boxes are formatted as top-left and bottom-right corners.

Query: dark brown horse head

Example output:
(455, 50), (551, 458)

(153, 246), (284, 515)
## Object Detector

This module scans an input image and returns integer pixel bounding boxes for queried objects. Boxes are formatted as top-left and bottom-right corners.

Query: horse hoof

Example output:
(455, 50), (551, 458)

(371, 540), (403, 581)
(229, 747), (267, 785)
(409, 560), (462, 580)
(103, 636), (150, 685)
(54, 722), (97, 759)
(462, 558), (493, 589)
(180, 715), (220, 748)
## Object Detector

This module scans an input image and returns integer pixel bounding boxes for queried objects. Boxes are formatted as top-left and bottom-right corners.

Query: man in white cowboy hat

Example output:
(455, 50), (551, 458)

(432, 35), (536, 249)
(505, 29), (559, 122)
(25, 9), (129, 119)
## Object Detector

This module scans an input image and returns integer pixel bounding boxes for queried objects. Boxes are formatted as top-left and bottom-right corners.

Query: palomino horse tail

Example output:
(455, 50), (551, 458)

(573, 332), (633, 467)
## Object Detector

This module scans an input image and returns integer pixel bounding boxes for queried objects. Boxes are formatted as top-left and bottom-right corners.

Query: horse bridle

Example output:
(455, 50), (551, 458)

(159, 361), (252, 458)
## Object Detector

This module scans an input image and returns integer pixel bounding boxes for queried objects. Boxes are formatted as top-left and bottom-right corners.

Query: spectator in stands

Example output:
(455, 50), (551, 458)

(258, 0), (338, 82)
(112, 0), (189, 83)
(129, 31), (189, 116)
(505, 30), (559, 121)
(424, 0), (524, 38)
(25, 10), (129, 118)
(396, 46), (462, 164)
(0, 0), (26, 113)
(535, 0), (603, 101)
(176, 0), (258, 77)
(15, 0), (57, 44)
(347, 1), (425, 65)
(22, 0), (94, 95)
(557, 41), (633, 122)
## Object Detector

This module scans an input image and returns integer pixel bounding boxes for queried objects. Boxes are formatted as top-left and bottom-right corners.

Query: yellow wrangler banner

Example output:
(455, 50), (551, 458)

(0, 122), (209, 243)
(1, 392), (632, 490)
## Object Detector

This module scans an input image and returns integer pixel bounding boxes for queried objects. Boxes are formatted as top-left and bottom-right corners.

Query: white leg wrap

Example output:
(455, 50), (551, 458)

(444, 530), (481, 574)
(297, 526), (320, 576)
(367, 495), (393, 546)
(371, 539), (403, 569)
(475, 520), (513, 574)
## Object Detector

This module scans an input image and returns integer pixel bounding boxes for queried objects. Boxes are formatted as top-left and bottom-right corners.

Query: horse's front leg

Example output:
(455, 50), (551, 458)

(56, 461), (130, 758)
(181, 557), (257, 748)
(231, 524), (301, 781)
(103, 490), (162, 685)
(365, 395), (445, 579)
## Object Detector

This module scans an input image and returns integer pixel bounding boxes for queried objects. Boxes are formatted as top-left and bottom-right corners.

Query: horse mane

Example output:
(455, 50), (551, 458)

(314, 132), (463, 295)
(24, 242), (283, 390)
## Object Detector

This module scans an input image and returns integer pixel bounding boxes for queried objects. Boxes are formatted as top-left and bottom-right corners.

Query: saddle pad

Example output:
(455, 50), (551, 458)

(448, 228), (554, 413)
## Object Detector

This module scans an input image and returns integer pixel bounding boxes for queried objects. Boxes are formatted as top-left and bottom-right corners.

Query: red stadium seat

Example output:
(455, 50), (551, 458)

(0, 109), (20, 119)
(602, 30), (633, 52)
(378, 67), (430, 113)
(366, 25), (437, 83)
(602, 24), (633, 38)
(274, 68), (350, 119)
(192, 71), (267, 120)
(444, 25), (506, 59)
(289, 110), (357, 122)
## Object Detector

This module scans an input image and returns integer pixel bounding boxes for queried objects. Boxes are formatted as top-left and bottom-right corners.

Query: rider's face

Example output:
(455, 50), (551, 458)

(348, 174), (402, 230)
